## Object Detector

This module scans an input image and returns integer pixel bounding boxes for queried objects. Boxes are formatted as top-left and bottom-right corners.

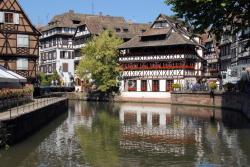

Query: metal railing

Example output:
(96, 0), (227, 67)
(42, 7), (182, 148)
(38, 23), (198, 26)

(0, 93), (66, 121)
(172, 84), (224, 93)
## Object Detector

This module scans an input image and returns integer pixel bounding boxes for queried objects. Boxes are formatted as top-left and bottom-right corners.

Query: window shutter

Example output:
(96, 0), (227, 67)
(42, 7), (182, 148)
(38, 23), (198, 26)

(14, 13), (19, 24)
(0, 12), (4, 23)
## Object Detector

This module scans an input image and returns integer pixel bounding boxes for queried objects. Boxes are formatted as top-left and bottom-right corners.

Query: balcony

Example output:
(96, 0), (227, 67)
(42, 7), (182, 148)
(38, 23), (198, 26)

(122, 65), (195, 71)
(208, 68), (219, 73)
(128, 87), (137, 91)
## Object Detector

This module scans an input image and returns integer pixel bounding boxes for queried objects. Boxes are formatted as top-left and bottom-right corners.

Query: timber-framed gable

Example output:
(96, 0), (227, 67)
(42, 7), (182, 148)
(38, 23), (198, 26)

(0, 0), (41, 81)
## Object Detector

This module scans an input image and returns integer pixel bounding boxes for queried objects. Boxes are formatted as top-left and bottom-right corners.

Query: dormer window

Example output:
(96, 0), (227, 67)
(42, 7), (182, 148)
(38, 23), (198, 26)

(72, 20), (81, 24)
(123, 28), (129, 32)
(115, 28), (121, 32)
(153, 22), (169, 28)
(141, 34), (166, 41)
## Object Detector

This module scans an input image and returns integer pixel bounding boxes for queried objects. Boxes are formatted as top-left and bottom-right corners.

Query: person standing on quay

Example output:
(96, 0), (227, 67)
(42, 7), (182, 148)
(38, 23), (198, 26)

(239, 67), (250, 92)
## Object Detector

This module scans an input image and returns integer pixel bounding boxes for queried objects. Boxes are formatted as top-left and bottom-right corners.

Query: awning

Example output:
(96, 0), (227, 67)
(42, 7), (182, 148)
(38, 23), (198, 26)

(0, 66), (27, 83)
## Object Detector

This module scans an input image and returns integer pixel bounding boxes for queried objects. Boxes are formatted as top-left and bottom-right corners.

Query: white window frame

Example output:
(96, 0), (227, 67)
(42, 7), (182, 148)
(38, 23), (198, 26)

(17, 34), (29, 48)
(16, 58), (28, 70)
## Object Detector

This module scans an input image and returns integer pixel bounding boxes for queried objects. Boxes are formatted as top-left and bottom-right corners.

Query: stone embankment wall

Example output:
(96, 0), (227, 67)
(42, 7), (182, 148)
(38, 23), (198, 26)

(171, 92), (250, 118)
(53, 92), (87, 100)
(0, 99), (68, 147)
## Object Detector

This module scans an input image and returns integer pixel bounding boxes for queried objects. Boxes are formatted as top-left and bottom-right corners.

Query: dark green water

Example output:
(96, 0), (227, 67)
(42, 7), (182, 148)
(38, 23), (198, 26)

(0, 101), (250, 167)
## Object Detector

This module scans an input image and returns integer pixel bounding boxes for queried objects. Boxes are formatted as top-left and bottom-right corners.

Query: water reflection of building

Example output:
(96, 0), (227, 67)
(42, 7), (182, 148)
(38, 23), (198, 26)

(73, 101), (95, 128)
(119, 103), (202, 155)
(73, 102), (250, 166)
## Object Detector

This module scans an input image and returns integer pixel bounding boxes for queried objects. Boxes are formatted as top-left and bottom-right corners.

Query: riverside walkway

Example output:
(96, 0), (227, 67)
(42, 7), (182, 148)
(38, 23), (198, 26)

(0, 97), (67, 121)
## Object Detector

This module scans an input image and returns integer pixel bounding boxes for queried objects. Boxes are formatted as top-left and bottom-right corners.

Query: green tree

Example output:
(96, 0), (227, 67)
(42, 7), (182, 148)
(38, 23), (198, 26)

(165, 0), (250, 41)
(37, 72), (50, 86)
(48, 71), (60, 85)
(76, 30), (123, 92)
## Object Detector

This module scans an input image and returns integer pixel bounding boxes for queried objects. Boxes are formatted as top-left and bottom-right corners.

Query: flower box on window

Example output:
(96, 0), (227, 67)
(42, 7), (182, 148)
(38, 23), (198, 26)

(128, 87), (137, 91)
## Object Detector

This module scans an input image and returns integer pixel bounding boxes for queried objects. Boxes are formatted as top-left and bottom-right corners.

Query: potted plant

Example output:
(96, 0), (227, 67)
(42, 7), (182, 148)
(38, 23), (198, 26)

(172, 83), (181, 92)
(209, 82), (218, 91)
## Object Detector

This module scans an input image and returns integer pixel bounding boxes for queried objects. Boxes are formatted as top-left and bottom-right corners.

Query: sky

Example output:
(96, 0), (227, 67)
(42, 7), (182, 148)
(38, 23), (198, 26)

(18, 0), (173, 26)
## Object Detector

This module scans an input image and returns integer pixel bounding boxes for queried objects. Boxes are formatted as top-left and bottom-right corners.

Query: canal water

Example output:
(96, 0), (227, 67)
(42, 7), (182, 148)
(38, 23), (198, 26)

(0, 101), (250, 167)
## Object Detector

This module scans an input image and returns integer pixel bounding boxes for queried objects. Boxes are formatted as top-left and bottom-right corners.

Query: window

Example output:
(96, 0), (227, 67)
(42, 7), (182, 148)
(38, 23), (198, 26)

(123, 28), (129, 32)
(44, 53), (48, 60)
(60, 51), (66, 59)
(166, 80), (173, 92)
(141, 80), (147, 91)
(16, 58), (28, 70)
(53, 39), (56, 46)
(0, 12), (19, 24)
(17, 35), (29, 47)
(48, 65), (52, 73)
(72, 20), (81, 24)
(68, 51), (72, 59)
(48, 52), (51, 60)
(153, 22), (168, 28)
(62, 39), (68, 45)
(42, 66), (47, 73)
(115, 28), (121, 32)
(53, 51), (57, 59)
(62, 63), (68, 72)
(205, 42), (215, 52)
(53, 63), (56, 71)
(128, 80), (137, 91)
(64, 28), (69, 33)
(4, 13), (13, 23)
(152, 80), (159, 92)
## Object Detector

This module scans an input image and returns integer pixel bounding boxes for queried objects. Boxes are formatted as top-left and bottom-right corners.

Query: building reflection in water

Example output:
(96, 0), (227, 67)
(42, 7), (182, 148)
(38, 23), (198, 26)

(119, 103), (201, 156)
(73, 101), (250, 167)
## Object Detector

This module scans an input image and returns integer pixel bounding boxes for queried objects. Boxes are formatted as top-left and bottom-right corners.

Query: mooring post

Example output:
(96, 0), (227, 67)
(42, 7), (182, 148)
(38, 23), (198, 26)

(17, 97), (19, 116)
(9, 108), (11, 118)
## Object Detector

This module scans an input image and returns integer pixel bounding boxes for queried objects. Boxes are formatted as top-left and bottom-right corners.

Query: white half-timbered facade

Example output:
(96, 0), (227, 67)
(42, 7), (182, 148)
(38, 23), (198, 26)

(72, 17), (149, 91)
(118, 14), (204, 99)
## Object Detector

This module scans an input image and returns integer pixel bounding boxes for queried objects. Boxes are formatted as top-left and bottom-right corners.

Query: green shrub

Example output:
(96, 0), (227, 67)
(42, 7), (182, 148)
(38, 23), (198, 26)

(209, 82), (217, 90)
(172, 83), (181, 89)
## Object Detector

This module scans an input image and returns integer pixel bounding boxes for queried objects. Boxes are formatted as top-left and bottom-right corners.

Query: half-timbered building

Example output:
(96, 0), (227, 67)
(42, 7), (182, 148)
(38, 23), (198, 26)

(0, 0), (40, 82)
(118, 14), (204, 99)
(73, 16), (149, 91)
(220, 27), (250, 83)
(39, 11), (149, 87)
(200, 32), (220, 79)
